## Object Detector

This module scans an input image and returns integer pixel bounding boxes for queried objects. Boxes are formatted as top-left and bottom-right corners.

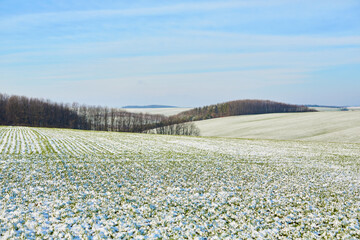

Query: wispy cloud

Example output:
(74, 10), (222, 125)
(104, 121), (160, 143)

(3, 0), (357, 30)
(188, 31), (360, 48)
(1, 32), (359, 68)
(0, 1), (284, 29)
(2, 47), (359, 77)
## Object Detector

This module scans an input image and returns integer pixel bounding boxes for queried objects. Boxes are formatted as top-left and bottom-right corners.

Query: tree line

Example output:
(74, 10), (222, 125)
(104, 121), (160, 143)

(0, 93), (199, 135)
(171, 99), (315, 122)
(0, 94), (81, 129)
(0, 94), (313, 136)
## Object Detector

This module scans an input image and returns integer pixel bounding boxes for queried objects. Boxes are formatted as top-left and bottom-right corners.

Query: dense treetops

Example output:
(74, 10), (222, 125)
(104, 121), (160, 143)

(172, 99), (315, 121)
(0, 93), (167, 132)
(0, 93), (80, 129)
(0, 93), (198, 135)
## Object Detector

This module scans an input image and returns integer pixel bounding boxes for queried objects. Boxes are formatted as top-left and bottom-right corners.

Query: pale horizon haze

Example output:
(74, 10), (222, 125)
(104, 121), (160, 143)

(1, 0), (359, 107)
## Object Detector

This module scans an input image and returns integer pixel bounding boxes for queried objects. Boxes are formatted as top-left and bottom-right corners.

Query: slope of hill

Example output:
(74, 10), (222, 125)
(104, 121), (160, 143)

(308, 107), (345, 112)
(195, 111), (360, 143)
(348, 106), (360, 111)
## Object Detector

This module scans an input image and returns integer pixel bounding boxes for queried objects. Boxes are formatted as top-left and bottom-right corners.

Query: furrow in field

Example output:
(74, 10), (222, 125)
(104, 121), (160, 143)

(27, 128), (42, 154)
(7, 127), (17, 154)
(18, 128), (26, 154)
(0, 128), (11, 154)
(21, 128), (31, 154)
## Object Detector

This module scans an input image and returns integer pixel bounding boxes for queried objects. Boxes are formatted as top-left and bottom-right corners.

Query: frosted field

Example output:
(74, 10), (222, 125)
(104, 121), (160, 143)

(195, 111), (360, 143)
(348, 107), (360, 111)
(0, 127), (360, 239)
(308, 107), (344, 112)
(122, 108), (193, 116)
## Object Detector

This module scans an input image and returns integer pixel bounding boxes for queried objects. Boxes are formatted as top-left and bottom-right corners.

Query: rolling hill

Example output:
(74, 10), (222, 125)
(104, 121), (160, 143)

(195, 111), (360, 143)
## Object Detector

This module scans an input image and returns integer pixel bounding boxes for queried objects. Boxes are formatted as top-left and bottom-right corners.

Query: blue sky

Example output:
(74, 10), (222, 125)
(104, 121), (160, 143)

(1, 0), (359, 107)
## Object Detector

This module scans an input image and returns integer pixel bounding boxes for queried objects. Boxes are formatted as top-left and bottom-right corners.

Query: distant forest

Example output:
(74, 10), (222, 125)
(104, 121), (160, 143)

(172, 99), (315, 122)
(0, 93), (197, 135)
(0, 93), (314, 135)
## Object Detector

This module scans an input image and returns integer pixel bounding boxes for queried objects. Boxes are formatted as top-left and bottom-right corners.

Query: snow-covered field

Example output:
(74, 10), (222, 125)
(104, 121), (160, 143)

(122, 108), (192, 116)
(308, 107), (344, 112)
(195, 111), (360, 143)
(0, 126), (359, 239)
(348, 107), (360, 111)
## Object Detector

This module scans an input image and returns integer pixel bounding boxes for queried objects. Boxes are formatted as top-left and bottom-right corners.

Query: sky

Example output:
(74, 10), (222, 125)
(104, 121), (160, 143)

(1, 0), (360, 107)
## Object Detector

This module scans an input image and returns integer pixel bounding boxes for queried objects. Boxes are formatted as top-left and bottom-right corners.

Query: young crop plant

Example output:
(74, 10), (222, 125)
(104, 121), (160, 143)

(0, 126), (359, 239)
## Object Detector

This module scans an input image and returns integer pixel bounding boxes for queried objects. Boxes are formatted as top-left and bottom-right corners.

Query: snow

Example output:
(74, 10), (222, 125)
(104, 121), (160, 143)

(195, 111), (360, 143)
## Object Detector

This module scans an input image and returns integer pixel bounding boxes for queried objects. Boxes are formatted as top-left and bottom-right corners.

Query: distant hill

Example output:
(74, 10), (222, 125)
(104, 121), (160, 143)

(173, 99), (314, 122)
(305, 104), (345, 108)
(122, 108), (192, 117)
(194, 111), (360, 143)
(306, 105), (349, 112)
(123, 105), (178, 108)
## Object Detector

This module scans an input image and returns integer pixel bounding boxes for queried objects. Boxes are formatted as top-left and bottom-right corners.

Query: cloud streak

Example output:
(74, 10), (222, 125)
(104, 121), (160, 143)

(1, 0), (358, 30)
(0, 1), (283, 29)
